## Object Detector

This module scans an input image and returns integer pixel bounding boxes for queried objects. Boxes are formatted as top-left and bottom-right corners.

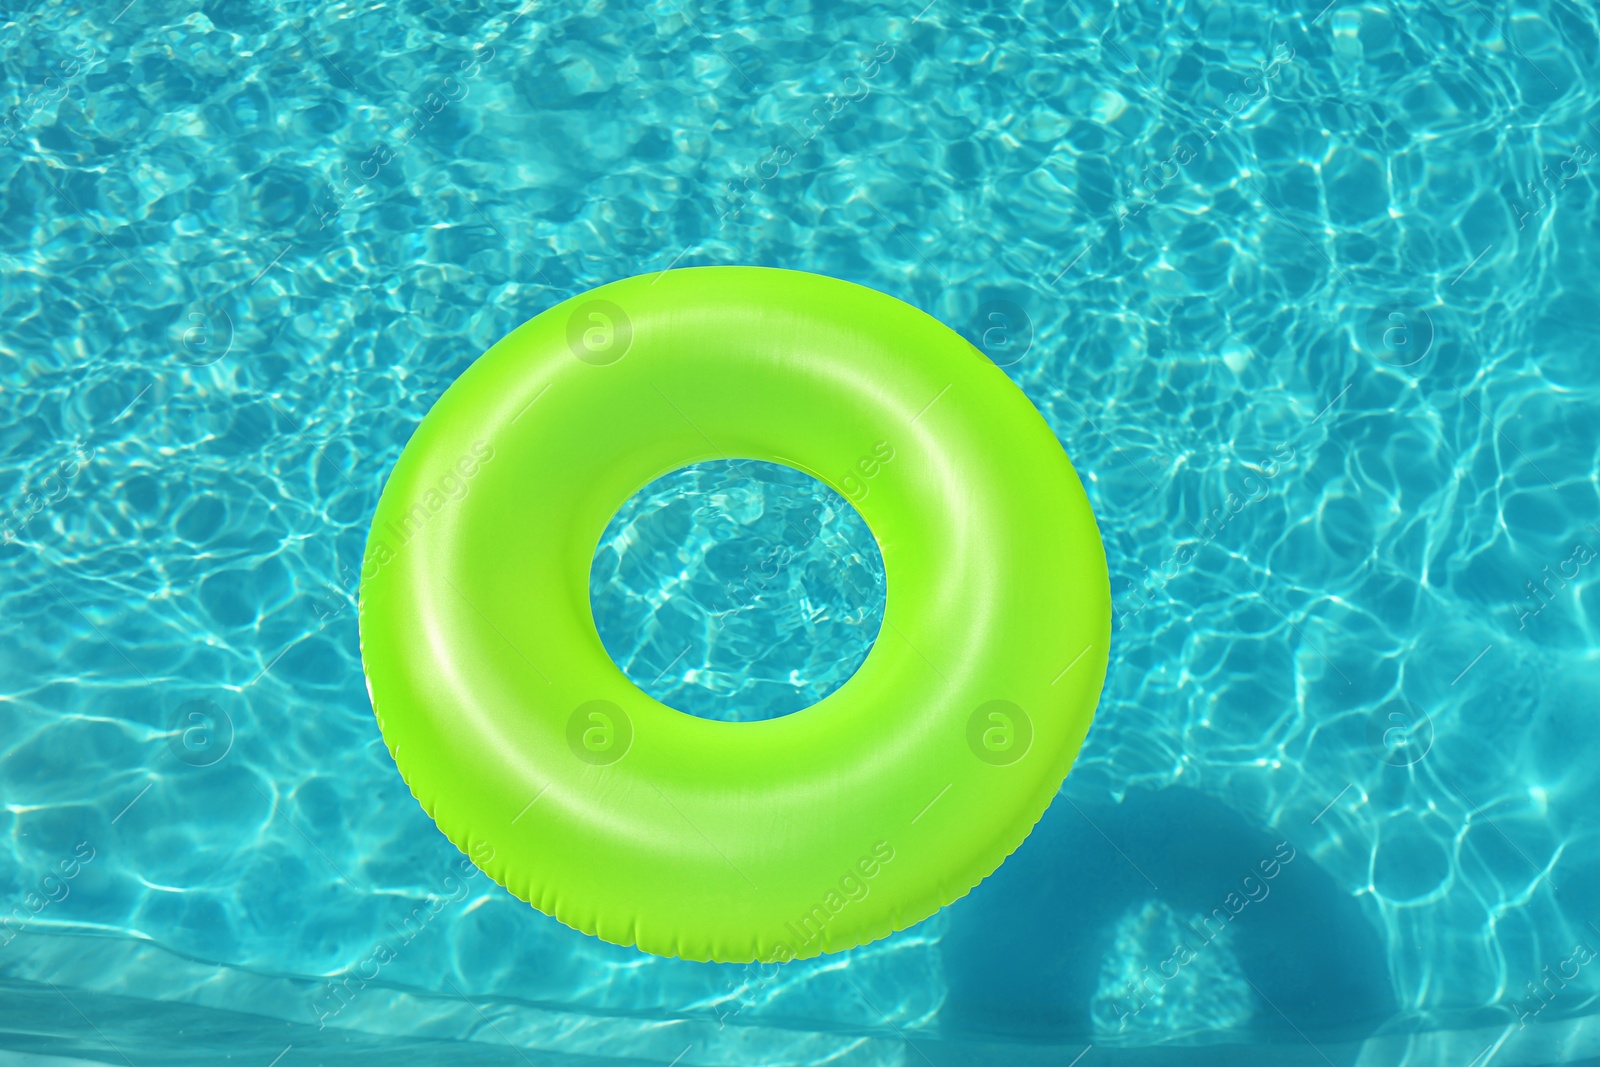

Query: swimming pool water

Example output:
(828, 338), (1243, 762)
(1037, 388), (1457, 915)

(2, 0), (1598, 1063)
(590, 460), (886, 723)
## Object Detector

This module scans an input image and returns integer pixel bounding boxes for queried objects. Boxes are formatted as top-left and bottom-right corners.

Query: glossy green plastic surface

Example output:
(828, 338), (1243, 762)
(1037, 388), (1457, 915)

(358, 267), (1110, 963)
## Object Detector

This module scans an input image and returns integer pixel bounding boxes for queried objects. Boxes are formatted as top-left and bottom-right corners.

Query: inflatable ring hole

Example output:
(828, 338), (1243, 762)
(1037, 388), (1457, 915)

(588, 459), (887, 723)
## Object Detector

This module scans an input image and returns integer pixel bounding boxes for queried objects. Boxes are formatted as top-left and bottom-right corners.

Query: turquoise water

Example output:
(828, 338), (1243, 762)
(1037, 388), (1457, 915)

(590, 460), (885, 723)
(2, 0), (1599, 1063)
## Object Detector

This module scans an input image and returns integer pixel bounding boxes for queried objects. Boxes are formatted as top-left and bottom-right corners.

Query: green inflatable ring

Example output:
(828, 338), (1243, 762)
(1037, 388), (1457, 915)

(359, 266), (1110, 963)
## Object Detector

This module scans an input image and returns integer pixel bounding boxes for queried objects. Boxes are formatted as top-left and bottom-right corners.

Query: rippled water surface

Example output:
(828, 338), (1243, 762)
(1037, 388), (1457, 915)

(591, 461), (885, 722)
(2, 0), (1598, 1063)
